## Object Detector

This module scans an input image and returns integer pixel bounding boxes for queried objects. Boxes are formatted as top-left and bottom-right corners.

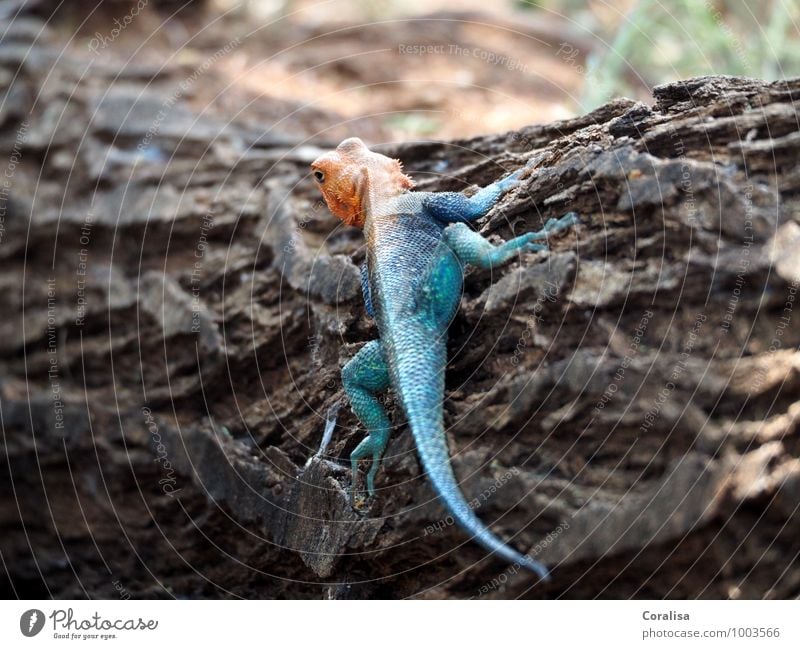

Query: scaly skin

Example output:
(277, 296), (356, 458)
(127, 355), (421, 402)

(311, 138), (578, 580)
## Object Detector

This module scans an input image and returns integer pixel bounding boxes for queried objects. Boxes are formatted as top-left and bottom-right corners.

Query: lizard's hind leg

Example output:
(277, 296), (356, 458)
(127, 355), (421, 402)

(341, 340), (392, 505)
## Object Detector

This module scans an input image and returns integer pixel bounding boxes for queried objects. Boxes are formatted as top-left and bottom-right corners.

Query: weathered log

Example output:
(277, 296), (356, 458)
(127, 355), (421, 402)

(1, 48), (798, 598)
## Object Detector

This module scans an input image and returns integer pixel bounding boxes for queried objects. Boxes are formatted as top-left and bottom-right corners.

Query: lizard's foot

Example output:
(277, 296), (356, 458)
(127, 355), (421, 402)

(349, 429), (390, 509)
(498, 212), (580, 257)
(520, 238), (548, 254)
(496, 165), (528, 192)
(510, 212), (580, 255)
(531, 212), (580, 241)
(497, 155), (545, 191)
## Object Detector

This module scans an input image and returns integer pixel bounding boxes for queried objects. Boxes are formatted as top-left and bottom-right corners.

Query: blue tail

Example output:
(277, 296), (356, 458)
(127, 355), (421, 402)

(390, 329), (550, 581)
(407, 408), (550, 581)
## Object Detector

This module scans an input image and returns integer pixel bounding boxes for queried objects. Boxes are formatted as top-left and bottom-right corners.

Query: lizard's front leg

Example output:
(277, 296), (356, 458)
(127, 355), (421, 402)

(341, 339), (391, 506)
(443, 212), (579, 269)
(423, 168), (526, 223)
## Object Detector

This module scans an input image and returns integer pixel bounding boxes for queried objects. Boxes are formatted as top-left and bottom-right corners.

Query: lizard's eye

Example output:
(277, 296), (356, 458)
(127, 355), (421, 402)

(313, 170), (325, 183)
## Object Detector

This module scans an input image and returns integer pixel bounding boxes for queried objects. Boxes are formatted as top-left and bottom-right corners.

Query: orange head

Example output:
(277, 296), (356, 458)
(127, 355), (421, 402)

(311, 137), (414, 228)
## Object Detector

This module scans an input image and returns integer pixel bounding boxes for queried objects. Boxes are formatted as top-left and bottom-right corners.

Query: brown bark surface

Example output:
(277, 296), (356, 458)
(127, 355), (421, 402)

(1, 17), (798, 598)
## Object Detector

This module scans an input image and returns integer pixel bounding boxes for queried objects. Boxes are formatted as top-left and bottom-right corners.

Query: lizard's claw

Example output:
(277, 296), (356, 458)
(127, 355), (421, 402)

(349, 430), (390, 510)
(502, 155), (543, 187)
(524, 212), (581, 244)
(349, 465), (368, 511)
(497, 168), (523, 192)
(348, 467), (369, 511)
(549, 211), (580, 231)
(522, 239), (548, 254)
(502, 212), (580, 258)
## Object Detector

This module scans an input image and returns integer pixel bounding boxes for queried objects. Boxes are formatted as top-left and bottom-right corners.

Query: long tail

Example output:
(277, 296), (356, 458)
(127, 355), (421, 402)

(390, 330), (550, 581)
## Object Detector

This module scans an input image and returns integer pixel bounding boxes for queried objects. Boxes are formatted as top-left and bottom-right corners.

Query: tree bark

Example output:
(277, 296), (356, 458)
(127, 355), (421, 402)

(2, 60), (799, 598)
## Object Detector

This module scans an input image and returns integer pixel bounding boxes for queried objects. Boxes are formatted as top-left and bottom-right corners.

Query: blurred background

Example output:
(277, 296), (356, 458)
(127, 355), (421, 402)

(5, 0), (798, 142)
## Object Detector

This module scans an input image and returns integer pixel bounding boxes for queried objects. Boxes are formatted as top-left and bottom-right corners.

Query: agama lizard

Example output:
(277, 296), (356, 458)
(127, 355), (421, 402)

(311, 137), (578, 580)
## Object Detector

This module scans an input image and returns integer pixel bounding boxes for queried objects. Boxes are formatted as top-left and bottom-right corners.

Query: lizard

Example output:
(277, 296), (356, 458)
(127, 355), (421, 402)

(310, 137), (578, 580)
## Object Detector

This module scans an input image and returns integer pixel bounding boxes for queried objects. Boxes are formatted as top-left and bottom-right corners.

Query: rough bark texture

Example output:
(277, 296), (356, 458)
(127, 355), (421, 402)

(1, 20), (799, 600)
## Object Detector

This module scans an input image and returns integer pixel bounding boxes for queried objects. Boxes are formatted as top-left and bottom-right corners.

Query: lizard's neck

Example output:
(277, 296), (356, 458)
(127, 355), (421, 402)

(360, 167), (410, 226)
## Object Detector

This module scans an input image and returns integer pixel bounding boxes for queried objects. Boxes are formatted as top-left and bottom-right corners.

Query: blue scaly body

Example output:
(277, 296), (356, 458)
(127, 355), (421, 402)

(311, 138), (578, 579)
